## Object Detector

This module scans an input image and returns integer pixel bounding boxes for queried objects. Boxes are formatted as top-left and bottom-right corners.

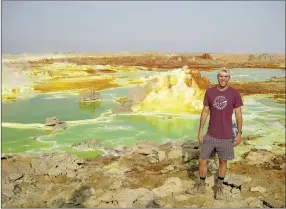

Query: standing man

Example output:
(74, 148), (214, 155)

(186, 68), (243, 200)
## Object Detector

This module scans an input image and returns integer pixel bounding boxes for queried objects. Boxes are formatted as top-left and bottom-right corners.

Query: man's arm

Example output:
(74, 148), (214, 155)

(198, 106), (209, 142)
(234, 106), (243, 145)
(199, 106), (210, 131)
(234, 107), (242, 134)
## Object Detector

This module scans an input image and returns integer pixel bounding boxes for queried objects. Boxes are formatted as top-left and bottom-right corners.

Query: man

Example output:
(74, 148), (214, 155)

(186, 68), (243, 200)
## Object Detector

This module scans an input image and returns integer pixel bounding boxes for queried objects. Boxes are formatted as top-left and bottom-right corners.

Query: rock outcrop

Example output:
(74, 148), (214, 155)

(249, 53), (273, 62)
(113, 85), (147, 113)
(45, 117), (68, 129)
(242, 149), (285, 170)
(127, 85), (147, 105)
(201, 53), (213, 59)
(30, 153), (85, 177)
(185, 69), (211, 90)
(79, 87), (102, 102)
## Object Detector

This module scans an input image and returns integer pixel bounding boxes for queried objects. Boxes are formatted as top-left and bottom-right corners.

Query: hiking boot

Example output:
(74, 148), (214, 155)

(185, 181), (206, 195)
(215, 184), (224, 200)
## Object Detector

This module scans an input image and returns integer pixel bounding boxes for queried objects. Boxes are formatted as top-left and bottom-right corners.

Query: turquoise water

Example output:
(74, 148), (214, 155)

(2, 85), (202, 155)
(201, 68), (285, 83)
(2, 68), (285, 157)
(2, 128), (52, 152)
(2, 95), (102, 123)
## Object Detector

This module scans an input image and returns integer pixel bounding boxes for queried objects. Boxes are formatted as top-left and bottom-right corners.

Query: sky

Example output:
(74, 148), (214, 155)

(2, 1), (285, 54)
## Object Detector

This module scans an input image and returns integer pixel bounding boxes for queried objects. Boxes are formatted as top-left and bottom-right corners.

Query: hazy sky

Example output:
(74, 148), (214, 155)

(2, 1), (285, 54)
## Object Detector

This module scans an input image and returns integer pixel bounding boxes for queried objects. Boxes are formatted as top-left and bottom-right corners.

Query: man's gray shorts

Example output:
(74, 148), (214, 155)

(199, 134), (234, 160)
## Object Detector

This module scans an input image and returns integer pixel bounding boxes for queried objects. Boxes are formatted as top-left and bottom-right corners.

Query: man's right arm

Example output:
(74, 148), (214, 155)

(198, 105), (209, 142)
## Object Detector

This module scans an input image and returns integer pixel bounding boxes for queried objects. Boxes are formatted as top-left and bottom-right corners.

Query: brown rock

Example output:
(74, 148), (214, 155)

(79, 87), (101, 102)
(201, 53), (212, 59)
(45, 117), (68, 129)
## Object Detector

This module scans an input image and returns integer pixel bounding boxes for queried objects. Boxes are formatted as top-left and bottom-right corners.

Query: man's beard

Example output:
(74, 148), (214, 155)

(218, 81), (228, 88)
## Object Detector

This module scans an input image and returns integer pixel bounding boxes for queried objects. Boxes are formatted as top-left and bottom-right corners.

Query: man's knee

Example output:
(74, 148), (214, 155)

(199, 159), (208, 166)
(219, 159), (227, 165)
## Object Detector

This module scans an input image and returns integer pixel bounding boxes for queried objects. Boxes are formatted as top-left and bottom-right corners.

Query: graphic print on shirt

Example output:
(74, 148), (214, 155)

(213, 95), (227, 110)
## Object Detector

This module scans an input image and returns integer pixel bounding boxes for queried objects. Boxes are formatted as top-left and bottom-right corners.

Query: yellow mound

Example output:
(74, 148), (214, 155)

(134, 69), (210, 114)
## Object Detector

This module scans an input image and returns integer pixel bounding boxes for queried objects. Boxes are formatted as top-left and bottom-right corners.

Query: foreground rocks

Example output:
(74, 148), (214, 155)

(2, 140), (285, 208)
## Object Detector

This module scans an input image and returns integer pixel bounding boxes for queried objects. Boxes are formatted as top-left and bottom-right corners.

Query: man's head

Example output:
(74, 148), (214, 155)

(217, 68), (231, 88)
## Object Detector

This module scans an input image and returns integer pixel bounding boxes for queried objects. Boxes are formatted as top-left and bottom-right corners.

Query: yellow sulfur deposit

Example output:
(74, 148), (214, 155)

(33, 77), (120, 93)
(134, 69), (210, 114)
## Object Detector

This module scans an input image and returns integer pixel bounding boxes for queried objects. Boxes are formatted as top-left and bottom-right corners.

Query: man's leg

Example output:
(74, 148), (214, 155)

(185, 159), (208, 194)
(199, 159), (208, 178)
(185, 134), (214, 195)
(215, 139), (234, 200)
(214, 159), (227, 200)
(218, 159), (227, 178)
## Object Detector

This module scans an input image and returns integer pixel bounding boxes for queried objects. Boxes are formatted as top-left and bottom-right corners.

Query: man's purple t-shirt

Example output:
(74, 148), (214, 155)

(203, 86), (243, 139)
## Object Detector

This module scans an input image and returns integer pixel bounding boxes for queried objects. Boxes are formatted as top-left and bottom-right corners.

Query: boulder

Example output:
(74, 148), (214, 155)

(224, 173), (252, 187)
(2, 159), (31, 182)
(79, 87), (101, 102)
(143, 77), (159, 93)
(95, 188), (154, 208)
(248, 53), (273, 62)
(103, 164), (131, 179)
(167, 147), (183, 160)
(152, 177), (184, 197)
(201, 53), (212, 59)
(2, 181), (15, 198)
(116, 188), (154, 208)
(2, 164), (24, 181)
(113, 100), (133, 113)
(243, 149), (276, 166)
(182, 141), (201, 162)
(127, 85), (147, 105)
(45, 117), (68, 130)
(128, 141), (163, 164)
(45, 117), (60, 126)
(30, 153), (85, 177)
(157, 151), (166, 162)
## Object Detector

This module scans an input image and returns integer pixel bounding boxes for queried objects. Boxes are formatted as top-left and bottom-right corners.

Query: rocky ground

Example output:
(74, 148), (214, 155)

(2, 139), (285, 208)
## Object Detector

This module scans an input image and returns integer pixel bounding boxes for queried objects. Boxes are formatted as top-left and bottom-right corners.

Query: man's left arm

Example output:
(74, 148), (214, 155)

(234, 107), (243, 145)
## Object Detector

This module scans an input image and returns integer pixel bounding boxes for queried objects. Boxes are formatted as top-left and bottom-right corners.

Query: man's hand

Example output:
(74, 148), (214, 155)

(198, 130), (204, 143)
(233, 134), (241, 146)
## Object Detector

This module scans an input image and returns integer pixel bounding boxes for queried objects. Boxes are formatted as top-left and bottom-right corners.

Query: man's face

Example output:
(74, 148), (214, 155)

(217, 71), (230, 87)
